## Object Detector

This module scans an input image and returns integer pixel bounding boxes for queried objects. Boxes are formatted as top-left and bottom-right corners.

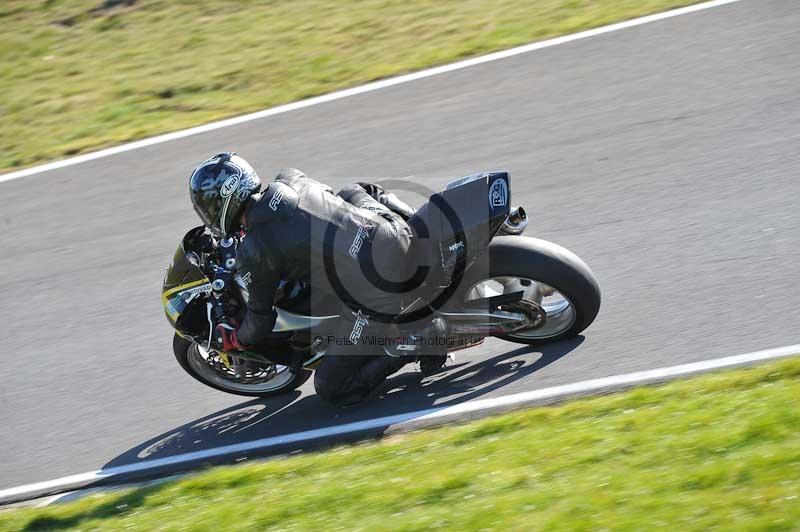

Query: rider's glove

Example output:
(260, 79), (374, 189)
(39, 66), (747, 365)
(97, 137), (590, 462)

(356, 182), (386, 200)
(214, 319), (246, 351)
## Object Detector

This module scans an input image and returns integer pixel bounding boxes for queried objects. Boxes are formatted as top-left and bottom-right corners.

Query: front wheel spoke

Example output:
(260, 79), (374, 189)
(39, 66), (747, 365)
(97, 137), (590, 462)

(199, 347), (277, 383)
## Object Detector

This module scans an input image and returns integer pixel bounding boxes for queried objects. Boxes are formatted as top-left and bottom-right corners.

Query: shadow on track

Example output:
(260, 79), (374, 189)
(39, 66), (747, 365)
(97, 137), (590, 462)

(102, 337), (583, 478)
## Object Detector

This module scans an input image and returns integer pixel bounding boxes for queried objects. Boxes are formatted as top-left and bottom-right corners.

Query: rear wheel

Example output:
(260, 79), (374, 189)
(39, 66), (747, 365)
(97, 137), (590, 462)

(461, 236), (601, 345)
(173, 334), (312, 397)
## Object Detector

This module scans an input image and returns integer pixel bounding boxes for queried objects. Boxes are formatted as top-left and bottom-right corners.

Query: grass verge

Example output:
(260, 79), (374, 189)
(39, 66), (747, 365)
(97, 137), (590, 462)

(2, 357), (799, 530)
(0, 0), (705, 172)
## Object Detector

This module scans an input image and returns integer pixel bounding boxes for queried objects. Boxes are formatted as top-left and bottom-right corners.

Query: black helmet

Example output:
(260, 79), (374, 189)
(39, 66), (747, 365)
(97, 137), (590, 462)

(189, 153), (261, 235)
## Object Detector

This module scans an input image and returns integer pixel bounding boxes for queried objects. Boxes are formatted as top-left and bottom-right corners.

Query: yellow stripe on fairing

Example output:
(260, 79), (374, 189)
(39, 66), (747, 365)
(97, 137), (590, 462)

(161, 279), (211, 319)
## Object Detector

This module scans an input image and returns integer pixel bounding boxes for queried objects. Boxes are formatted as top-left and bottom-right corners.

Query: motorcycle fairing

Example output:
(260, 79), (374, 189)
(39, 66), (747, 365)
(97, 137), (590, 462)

(163, 226), (337, 344)
(409, 171), (510, 289)
(162, 226), (212, 335)
(162, 279), (211, 325)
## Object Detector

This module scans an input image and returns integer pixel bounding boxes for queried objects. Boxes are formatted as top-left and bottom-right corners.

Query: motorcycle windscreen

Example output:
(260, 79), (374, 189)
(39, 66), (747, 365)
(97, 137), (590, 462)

(162, 228), (212, 328)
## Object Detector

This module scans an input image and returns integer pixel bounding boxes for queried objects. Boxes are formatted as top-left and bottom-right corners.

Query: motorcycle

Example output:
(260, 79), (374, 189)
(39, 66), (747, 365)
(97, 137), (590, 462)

(162, 172), (601, 397)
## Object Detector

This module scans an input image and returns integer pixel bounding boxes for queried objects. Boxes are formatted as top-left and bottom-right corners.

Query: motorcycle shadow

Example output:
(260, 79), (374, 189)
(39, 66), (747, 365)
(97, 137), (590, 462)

(103, 336), (583, 480)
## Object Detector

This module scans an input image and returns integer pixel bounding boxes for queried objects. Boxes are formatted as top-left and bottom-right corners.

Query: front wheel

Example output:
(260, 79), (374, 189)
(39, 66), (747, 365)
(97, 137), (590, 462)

(461, 236), (601, 345)
(173, 334), (312, 397)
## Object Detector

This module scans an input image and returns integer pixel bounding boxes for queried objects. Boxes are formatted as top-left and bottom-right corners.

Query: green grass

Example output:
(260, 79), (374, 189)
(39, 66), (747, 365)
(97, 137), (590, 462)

(2, 358), (799, 531)
(0, 0), (704, 172)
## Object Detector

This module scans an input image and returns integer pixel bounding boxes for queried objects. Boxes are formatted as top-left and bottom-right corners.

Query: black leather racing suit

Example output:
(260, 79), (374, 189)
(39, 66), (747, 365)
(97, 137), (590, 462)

(235, 169), (414, 406)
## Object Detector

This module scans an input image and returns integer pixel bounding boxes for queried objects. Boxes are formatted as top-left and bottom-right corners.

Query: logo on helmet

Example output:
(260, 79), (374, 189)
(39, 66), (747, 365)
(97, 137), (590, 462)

(220, 173), (240, 198)
(237, 174), (258, 201)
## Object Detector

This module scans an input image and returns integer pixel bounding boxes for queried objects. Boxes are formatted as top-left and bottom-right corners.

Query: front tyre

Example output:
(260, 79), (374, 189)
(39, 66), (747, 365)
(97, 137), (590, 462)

(461, 236), (601, 345)
(173, 334), (312, 397)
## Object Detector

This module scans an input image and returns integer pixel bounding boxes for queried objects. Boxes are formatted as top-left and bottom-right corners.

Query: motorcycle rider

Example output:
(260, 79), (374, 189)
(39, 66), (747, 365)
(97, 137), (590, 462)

(188, 153), (444, 406)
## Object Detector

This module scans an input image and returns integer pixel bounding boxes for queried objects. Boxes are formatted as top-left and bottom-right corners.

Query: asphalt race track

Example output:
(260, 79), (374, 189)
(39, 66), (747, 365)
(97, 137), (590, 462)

(1, 0), (798, 490)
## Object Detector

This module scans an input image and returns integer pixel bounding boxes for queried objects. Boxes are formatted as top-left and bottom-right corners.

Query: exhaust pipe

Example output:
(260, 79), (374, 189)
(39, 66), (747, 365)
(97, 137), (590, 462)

(499, 206), (528, 235)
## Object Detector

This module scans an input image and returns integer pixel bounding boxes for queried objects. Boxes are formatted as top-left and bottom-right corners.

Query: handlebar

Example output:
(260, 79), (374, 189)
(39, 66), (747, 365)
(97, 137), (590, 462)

(203, 235), (241, 337)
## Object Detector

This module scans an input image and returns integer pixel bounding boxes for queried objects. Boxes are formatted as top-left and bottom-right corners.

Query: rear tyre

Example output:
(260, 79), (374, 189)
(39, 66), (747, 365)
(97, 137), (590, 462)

(460, 236), (601, 345)
(173, 334), (312, 397)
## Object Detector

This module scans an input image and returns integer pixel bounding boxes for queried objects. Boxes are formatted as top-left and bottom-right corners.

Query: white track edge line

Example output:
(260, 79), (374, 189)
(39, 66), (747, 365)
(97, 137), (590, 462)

(0, 0), (745, 184)
(1, 342), (797, 502)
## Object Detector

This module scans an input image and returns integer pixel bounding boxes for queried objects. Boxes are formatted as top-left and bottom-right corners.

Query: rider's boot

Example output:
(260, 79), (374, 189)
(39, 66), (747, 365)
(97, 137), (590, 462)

(415, 317), (449, 375)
